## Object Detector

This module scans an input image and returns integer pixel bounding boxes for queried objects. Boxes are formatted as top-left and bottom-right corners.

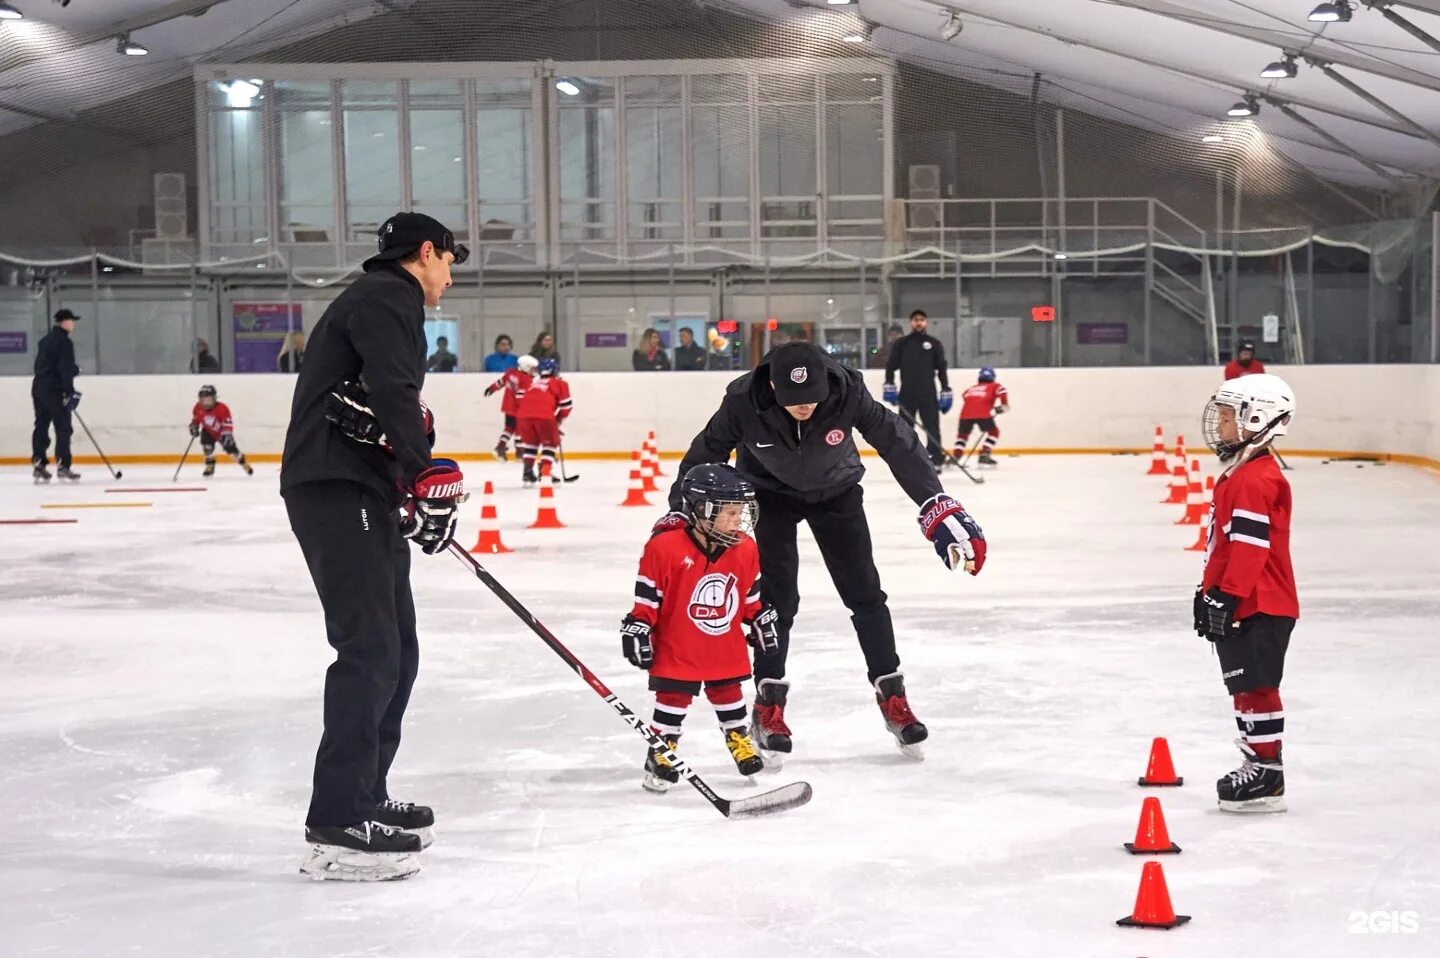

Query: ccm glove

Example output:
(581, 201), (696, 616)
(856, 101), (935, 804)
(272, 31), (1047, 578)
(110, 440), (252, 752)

(918, 493), (987, 575)
(882, 382), (898, 406)
(1199, 587), (1241, 642)
(63, 391), (82, 413)
(325, 381), (436, 451)
(748, 606), (780, 657)
(399, 458), (465, 555)
(620, 614), (654, 670)
(650, 510), (688, 539)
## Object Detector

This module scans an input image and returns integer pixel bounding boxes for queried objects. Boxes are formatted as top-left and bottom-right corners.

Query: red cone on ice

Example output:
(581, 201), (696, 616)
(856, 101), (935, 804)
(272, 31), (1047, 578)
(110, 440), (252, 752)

(529, 482), (566, 529)
(645, 430), (666, 477)
(1176, 459), (1205, 525)
(1124, 797), (1181, 854)
(639, 442), (660, 494)
(1138, 737), (1183, 786)
(620, 450), (652, 508)
(469, 481), (513, 554)
(1116, 861), (1191, 929)
(1146, 426), (1169, 476)
(1185, 477), (1214, 552)
(1162, 437), (1188, 504)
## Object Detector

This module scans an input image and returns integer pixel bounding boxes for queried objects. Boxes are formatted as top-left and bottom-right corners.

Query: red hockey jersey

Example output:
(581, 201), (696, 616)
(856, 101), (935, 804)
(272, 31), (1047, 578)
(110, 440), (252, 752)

(631, 528), (762, 682)
(1203, 450), (1298, 620)
(487, 367), (532, 416)
(516, 374), (572, 423)
(959, 381), (1008, 419)
(1223, 358), (1266, 380)
(190, 402), (234, 438)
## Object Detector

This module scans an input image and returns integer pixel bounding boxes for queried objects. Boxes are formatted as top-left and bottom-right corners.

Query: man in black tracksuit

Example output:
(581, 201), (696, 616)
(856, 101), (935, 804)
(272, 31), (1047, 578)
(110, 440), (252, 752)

(31, 309), (82, 482)
(281, 212), (469, 880)
(884, 309), (951, 468)
(665, 341), (987, 758)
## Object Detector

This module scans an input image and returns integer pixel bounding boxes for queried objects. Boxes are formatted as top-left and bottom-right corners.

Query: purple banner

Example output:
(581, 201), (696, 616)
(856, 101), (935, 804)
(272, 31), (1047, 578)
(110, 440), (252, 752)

(0, 331), (26, 354)
(233, 303), (302, 372)
(1076, 322), (1128, 345)
(584, 332), (628, 348)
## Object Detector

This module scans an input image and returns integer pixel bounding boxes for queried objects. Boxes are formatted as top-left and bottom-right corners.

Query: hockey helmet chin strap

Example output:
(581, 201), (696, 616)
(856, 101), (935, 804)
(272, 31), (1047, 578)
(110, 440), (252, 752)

(1218, 412), (1288, 475)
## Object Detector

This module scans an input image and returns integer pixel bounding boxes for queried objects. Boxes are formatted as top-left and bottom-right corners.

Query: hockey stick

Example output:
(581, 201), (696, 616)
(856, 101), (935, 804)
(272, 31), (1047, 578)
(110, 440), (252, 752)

(172, 434), (197, 483)
(73, 411), (122, 480)
(900, 405), (983, 485)
(556, 443), (580, 483)
(445, 542), (812, 819)
(1273, 449), (1291, 471)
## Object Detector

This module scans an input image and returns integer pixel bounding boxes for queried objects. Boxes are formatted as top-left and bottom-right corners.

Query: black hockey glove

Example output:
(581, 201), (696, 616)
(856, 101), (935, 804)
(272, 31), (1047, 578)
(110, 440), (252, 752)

(1199, 587), (1241, 642)
(621, 614), (654, 669)
(189, 421), (201, 438)
(325, 381), (436, 451)
(63, 391), (81, 413)
(1193, 587), (1206, 638)
(748, 606), (780, 657)
(399, 458), (465, 555)
(483, 382), (500, 397)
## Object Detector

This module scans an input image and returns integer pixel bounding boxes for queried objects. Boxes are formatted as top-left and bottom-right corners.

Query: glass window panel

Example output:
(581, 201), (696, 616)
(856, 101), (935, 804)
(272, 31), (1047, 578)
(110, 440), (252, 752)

(408, 80), (463, 106)
(344, 109), (401, 239)
(759, 105), (816, 197)
(475, 77), (533, 107)
(279, 110), (336, 241)
(274, 80), (331, 108)
(758, 75), (815, 103)
(824, 73), (882, 102)
(341, 80), (398, 106)
(558, 79), (616, 243)
(626, 106), (682, 199)
(411, 109), (465, 222)
(208, 109), (266, 245)
(692, 74), (747, 104)
(826, 103), (882, 196)
(624, 75), (681, 105)
(476, 109), (532, 203)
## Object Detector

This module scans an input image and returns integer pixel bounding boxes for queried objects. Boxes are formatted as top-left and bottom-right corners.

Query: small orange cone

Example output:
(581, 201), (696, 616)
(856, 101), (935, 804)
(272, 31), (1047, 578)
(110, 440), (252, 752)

(469, 480), (513, 554)
(645, 430), (666, 477)
(1175, 459), (1205, 525)
(1162, 436), (1188, 504)
(1116, 861), (1191, 929)
(1138, 737), (1183, 787)
(528, 482), (566, 529)
(1185, 477), (1214, 552)
(1146, 426), (1169, 475)
(620, 450), (652, 507)
(1125, 797), (1181, 854)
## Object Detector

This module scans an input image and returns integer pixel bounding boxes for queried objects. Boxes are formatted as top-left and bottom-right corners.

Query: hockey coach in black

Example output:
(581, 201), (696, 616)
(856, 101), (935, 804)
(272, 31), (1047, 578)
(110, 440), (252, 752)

(661, 341), (987, 760)
(883, 309), (952, 469)
(282, 212), (469, 881)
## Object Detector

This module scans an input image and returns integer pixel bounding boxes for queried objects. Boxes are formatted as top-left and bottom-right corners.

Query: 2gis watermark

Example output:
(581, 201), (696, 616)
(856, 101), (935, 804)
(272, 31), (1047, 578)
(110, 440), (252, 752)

(1348, 910), (1420, 934)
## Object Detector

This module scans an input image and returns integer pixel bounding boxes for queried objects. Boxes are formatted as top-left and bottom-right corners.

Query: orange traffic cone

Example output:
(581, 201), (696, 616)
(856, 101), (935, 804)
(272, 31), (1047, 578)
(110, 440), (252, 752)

(1176, 459), (1205, 525)
(645, 430), (666, 477)
(1125, 797), (1181, 854)
(1185, 477), (1214, 551)
(1116, 861), (1191, 929)
(620, 450), (652, 507)
(528, 482), (566, 529)
(639, 444), (659, 494)
(1146, 426), (1170, 475)
(1138, 737), (1183, 787)
(1162, 436), (1188, 504)
(469, 481), (513, 554)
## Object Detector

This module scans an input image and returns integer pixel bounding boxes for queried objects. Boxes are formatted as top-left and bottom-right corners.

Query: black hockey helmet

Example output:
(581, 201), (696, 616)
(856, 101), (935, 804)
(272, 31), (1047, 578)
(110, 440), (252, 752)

(198, 384), (218, 401)
(680, 463), (757, 549)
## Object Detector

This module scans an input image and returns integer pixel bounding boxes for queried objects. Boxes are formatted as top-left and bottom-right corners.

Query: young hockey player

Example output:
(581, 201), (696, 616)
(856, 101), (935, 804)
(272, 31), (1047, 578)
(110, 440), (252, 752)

(483, 353), (537, 461)
(1223, 340), (1266, 380)
(1195, 373), (1297, 813)
(954, 366), (1009, 466)
(622, 463), (781, 792)
(190, 385), (254, 477)
(514, 357), (571, 484)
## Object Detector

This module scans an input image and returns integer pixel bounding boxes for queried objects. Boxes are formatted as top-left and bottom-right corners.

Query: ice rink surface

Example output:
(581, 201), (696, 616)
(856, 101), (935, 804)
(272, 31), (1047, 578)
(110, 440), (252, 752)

(3, 453), (1438, 957)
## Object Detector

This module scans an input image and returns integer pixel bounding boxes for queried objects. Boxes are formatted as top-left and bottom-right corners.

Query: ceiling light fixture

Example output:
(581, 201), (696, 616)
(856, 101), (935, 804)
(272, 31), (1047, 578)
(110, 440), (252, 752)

(555, 79), (581, 96)
(1260, 52), (1299, 78)
(941, 11), (964, 41)
(0, 4), (24, 21)
(117, 34), (148, 56)
(1227, 94), (1260, 117)
(1202, 134), (1224, 143)
(826, 0), (854, 5)
(222, 79), (260, 108)
(841, 23), (872, 43)
(1308, 1), (1353, 23)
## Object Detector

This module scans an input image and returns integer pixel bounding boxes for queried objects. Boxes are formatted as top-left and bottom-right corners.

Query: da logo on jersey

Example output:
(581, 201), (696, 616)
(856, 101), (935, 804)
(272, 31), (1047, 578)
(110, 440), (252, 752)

(825, 428), (844, 446)
(687, 572), (739, 636)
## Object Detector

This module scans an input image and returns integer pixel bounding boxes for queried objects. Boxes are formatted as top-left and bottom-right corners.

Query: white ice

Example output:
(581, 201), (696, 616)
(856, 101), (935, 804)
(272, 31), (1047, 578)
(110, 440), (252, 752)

(3, 454), (1438, 957)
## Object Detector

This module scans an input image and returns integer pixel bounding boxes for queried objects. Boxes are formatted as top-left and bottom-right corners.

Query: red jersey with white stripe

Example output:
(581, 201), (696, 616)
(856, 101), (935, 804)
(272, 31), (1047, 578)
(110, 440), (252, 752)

(487, 368), (532, 416)
(1203, 450), (1298, 620)
(631, 528), (761, 682)
(1223, 358), (1266, 380)
(516, 374), (572, 423)
(190, 401), (234, 438)
(959, 381), (1008, 419)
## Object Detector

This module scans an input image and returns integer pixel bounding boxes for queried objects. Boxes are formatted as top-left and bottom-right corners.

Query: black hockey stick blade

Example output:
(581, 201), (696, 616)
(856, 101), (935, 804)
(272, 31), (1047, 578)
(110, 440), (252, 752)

(720, 781), (814, 819)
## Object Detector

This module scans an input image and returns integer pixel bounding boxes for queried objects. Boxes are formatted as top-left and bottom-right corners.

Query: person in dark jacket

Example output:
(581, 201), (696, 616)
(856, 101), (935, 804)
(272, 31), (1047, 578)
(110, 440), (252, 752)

(192, 338), (221, 373)
(632, 328), (671, 371)
(31, 309), (82, 482)
(672, 327), (707, 371)
(661, 341), (987, 762)
(281, 212), (469, 882)
(883, 310), (951, 469)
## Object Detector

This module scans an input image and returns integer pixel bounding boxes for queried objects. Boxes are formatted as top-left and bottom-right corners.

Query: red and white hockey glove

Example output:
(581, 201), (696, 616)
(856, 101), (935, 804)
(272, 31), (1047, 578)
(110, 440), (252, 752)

(650, 510), (688, 539)
(325, 381), (436, 451)
(400, 458), (465, 555)
(918, 493), (986, 575)
(748, 606), (781, 657)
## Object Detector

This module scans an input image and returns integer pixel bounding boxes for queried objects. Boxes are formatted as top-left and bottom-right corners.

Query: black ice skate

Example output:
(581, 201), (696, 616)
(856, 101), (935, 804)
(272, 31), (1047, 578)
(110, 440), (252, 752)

(522, 467), (538, 487)
(978, 452), (998, 466)
(1217, 740), (1286, 813)
(724, 728), (765, 777)
(56, 466), (81, 481)
(299, 821), (421, 882)
(373, 798), (435, 848)
(203, 460), (216, 478)
(643, 734), (682, 793)
(752, 678), (793, 768)
(493, 441), (509, 462)
(874, 672), (928, 759)
(32, 461), (52, 484)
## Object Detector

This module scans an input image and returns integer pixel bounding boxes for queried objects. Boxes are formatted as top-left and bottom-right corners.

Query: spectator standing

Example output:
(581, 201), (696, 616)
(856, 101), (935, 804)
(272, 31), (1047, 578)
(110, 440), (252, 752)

(193, 338), (221, 373)
(427, 336), (458, 373)
(483, 334), (518, 373)
(278, 331), (306, 373)
(632, 328), (672, 371)
(672, 327), (707, 371)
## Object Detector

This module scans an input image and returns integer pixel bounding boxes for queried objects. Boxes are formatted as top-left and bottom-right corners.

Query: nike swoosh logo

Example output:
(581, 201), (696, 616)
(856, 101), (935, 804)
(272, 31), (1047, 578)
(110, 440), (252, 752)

(756, 443), (774, 448)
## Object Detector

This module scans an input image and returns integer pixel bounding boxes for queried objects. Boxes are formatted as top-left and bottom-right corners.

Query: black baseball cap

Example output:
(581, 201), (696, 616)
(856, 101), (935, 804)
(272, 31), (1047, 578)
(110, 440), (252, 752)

(1239, 340), (1256, 352)
(363, 212), (470, 272)
(54, 309), (80, 322)
(768, 342), (829, 406)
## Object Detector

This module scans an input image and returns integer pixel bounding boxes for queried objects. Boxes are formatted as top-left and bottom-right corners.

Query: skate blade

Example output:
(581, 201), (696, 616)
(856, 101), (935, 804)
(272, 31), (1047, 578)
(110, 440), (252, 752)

(403, 826), (435, 849)
(897, 741), (926, 761)
(641, 773), (674, 794)
(1218, 795), (1287, 814)
(758, 749), (785, 771)
(299, 846), (420, 882)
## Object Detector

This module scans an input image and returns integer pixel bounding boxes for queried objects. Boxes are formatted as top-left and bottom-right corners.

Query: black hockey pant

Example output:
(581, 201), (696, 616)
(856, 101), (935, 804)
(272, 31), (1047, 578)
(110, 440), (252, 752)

(285, 480), (419, 828)
(899, 393), (943, 465)
(31, 391), (73, 468)
(754, 484), (899, 684)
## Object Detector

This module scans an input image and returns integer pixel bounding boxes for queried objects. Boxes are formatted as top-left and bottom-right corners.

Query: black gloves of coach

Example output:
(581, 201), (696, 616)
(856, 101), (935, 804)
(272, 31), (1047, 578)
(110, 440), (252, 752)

(63, 391), (81, 413)
(1196, 586), (1241, 642)
(621, 614), (654, 669)
(324, 380), (436, 452)
(748, 606), (780, 657)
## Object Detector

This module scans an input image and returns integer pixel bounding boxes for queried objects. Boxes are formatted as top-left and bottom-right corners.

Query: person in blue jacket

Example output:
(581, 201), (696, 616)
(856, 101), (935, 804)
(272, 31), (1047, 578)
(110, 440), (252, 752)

(483, 334), (518, 374)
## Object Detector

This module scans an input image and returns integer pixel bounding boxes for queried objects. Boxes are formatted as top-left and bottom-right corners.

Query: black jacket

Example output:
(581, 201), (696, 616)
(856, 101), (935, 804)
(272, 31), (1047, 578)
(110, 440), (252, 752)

(32, 326), (78, 396)
(280, 265), (431, 506)
(673, 342), (707, 371)
(669, 350), (944, 508)
(884, 330), (949, 399)
(632, 349), (671, 372)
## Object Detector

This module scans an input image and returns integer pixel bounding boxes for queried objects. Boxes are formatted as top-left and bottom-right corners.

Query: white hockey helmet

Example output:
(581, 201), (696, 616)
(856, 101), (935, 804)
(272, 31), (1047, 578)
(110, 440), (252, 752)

(1203, 373), (1295, 463)
(516, 353), (539, 373)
